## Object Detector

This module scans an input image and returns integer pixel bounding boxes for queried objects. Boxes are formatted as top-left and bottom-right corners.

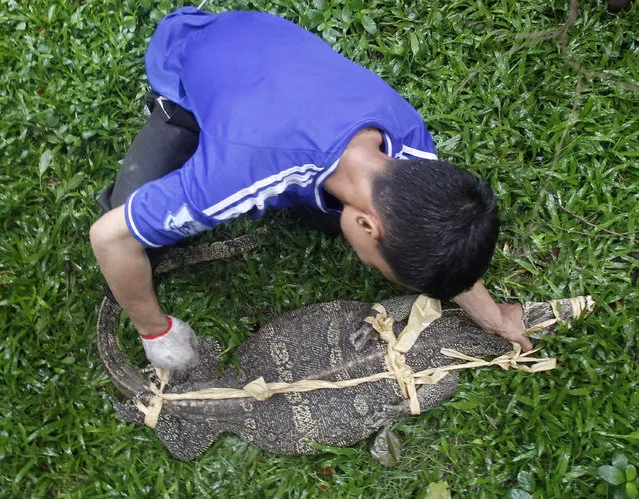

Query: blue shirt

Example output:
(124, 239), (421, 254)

(126, 7), (437, 248)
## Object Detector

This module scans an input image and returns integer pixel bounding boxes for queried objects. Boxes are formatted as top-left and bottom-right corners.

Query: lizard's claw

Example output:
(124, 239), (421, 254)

(350, 322), (377, 351)
(370, 404), (407, 428)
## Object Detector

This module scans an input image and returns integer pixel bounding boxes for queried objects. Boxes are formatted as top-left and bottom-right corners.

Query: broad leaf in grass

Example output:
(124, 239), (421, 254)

(597, 465), (625, 486)
(359, 14), (376, 35)
(627, 465), (637, 483)
(509, 490), (532, 499)
(517, 470), (536, 493)
(612, 453), (629, 469)
(425, 480), (450, 499)
(369, 426), (401, 467)
(66, 173), (85, 192)
(39, 149), (53, 176)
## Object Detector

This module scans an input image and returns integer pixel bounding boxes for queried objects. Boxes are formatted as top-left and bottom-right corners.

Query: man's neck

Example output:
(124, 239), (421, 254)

(324, 128), (389, 209)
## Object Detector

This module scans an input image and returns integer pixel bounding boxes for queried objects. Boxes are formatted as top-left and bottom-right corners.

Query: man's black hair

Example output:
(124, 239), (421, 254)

(372, 159), (499, 300)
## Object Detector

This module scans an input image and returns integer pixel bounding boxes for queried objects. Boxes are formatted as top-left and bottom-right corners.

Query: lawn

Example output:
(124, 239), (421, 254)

(0, 0), (637, 496)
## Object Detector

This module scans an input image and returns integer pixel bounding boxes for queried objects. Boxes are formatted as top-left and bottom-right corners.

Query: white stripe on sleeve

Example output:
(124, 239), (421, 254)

(203, 164), (322, 217)
(314, 158), (340, 211)
(215, 174), (316, 221)
(383, 132), (393, 157)
(398, 144), (438, 160)
(125, 191), (162, 248)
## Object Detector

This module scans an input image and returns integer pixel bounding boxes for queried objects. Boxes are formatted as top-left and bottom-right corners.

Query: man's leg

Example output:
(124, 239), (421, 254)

(98, 93), (200, 212)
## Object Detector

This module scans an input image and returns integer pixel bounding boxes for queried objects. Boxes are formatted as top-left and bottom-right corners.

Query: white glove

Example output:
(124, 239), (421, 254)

(141, 316), (199, 370)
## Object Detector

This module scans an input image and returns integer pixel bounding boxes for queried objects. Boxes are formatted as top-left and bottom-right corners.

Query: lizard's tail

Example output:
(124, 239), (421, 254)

(523, 295), (595, 336)
(96, 297), (148, 398)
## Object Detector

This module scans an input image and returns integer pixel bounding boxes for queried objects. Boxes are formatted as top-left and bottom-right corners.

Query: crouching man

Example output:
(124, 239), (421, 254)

(90, 7), (531, 370)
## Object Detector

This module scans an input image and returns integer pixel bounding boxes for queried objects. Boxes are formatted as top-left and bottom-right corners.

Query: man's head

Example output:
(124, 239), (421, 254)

(340, 159), (499, 300)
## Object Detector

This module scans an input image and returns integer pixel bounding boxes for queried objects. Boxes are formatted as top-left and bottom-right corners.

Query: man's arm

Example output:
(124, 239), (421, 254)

(91, 206), (199, 370)
(90, 205), (169, 336)
(453, 281), (533, 351)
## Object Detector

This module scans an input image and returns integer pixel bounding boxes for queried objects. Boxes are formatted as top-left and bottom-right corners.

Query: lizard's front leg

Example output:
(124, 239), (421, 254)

(370, 371), (460, 425)
(350, 295), (419, 351)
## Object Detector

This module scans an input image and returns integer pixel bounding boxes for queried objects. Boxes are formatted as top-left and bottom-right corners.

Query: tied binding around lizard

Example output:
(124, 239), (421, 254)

(135, 295), (560, 427)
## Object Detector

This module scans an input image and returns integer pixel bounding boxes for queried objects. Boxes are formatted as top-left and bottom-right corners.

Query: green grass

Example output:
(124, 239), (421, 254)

(1, 0), (637, 496)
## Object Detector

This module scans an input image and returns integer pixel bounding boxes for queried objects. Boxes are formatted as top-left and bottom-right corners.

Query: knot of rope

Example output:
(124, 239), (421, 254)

(135, 368), (170, 428)
(363, 297), (442, 415)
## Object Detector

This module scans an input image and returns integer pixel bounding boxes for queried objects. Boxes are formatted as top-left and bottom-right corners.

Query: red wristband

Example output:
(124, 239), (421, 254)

(140, 316), (172, 340)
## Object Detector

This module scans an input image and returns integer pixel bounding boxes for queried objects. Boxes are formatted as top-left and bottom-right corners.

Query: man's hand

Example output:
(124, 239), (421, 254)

(141, 316), (199, 370)
(454, 282), (533, 352)
(490, 303), (533, 351)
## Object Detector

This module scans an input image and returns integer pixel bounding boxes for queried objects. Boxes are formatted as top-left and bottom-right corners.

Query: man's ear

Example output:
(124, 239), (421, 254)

(356, 213), (382, 241)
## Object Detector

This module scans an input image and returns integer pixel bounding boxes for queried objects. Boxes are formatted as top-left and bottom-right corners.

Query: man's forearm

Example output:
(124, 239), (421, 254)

(90, 206), (168, 337)
(453, 281), (503, 333)
(453, 281), (532, 351)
